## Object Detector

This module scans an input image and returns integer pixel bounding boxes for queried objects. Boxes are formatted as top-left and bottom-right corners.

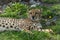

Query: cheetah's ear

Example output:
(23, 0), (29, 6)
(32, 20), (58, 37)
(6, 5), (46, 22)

(37, 9), (41, 12)
(28, 9), (32, 13)
(38, 8), (43, 12)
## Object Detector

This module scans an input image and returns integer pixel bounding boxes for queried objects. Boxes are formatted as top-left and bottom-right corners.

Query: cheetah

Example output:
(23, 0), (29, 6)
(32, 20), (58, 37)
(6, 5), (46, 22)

(28, 9), (42, 21)
(0, 9), (42, 32)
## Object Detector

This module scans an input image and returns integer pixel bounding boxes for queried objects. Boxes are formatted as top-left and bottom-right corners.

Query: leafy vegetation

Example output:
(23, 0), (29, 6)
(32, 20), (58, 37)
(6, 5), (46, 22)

(0, 3), (28, 19)
(51, 4), (60, 15)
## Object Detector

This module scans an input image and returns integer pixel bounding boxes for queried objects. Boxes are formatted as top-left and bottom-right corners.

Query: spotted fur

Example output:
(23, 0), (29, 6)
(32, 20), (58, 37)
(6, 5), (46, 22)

(0, 17), (42, 32)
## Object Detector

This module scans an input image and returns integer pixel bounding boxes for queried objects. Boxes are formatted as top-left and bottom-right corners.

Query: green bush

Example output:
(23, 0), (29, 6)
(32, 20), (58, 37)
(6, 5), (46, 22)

(41, 0), (60, 4)
(0, 2), (28, 18)
(42, 6), (56, 19)
(51, 4), (60, 15)
(52, 4), (60, 9)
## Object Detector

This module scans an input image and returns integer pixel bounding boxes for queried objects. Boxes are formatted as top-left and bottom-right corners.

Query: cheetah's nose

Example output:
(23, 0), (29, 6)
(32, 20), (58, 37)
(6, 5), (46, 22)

(32, 16), (35, 20)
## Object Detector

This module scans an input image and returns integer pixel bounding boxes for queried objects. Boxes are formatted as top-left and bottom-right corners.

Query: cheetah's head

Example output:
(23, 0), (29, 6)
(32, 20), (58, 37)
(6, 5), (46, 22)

(28, 9), (42, 21)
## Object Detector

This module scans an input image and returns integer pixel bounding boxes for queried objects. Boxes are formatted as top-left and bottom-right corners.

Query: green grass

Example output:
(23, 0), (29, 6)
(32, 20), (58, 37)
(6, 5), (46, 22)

(0, 31), (30, 40)
(0, 31), (51, 40)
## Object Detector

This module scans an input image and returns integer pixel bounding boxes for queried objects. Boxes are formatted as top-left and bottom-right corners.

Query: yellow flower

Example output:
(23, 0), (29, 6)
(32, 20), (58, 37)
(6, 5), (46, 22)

(49, 16), (52, 18)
